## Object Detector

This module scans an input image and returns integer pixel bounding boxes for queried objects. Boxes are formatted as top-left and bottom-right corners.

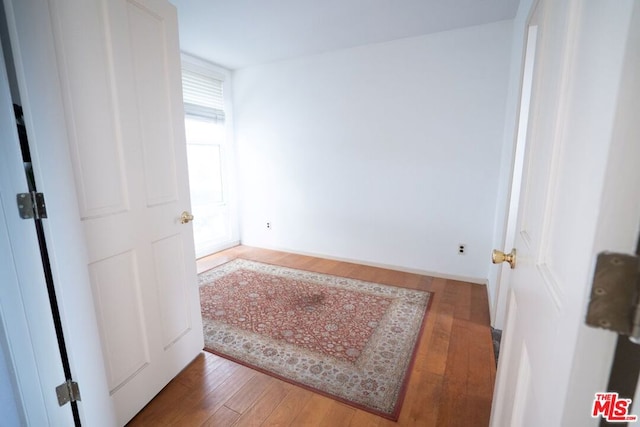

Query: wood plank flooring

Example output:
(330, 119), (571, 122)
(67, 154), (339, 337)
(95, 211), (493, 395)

(127, 246), (496, 426)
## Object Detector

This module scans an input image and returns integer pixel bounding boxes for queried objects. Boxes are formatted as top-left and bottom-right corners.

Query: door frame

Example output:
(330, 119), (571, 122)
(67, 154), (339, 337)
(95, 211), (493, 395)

(3, 0), (115, 424)
(0, 21), (61, 424)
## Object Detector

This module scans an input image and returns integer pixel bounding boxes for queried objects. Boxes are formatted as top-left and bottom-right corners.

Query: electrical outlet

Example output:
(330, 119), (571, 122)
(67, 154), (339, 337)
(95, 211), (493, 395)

(266, 221), (271, 230)
(458, 244), (466, 255)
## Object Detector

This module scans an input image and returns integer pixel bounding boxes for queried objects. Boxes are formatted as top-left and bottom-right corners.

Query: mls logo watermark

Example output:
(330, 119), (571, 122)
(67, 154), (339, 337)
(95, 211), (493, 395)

(592, 392), (638, 422)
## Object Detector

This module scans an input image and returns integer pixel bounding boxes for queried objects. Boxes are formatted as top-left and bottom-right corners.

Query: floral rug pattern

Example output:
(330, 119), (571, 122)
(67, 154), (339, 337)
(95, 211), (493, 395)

(198, 259), (431, 419)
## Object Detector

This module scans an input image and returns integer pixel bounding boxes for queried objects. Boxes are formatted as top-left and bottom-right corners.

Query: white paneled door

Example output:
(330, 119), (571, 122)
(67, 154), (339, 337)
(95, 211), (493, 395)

(48, 0), (203, 423)
(491, 1), (640, 426)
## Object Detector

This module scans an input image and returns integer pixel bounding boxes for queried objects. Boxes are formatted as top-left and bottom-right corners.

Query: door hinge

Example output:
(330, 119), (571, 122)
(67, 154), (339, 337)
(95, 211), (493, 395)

(16, 191), (47, 219)
(55, 379), (81, 406)
(586, 252), (640, 343)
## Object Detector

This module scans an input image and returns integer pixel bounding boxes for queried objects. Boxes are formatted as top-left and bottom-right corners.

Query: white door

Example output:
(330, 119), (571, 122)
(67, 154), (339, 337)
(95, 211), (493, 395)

(0, 31), (74, 425)
(46, 0), (203, 423)
(491, 1), (640, 426)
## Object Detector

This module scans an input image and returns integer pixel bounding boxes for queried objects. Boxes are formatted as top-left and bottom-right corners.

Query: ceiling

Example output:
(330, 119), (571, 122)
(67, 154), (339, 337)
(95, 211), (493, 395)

(169, 0), (521, 70)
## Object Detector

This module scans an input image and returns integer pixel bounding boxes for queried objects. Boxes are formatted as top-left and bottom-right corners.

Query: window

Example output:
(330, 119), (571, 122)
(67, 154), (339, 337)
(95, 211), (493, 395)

(181, 55), (237, 257)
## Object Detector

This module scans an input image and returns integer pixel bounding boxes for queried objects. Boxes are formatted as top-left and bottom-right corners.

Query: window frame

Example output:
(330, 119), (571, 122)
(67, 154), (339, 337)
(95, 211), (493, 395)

(180, 53), (238, 256)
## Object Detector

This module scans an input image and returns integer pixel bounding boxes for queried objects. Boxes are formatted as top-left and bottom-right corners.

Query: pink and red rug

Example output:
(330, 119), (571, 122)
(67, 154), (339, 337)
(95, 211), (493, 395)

(198, 259), (431, 420)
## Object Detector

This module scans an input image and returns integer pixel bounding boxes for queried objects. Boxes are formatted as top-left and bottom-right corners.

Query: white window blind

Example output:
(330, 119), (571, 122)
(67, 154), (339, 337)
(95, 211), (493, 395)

(182, 68), (225, 122)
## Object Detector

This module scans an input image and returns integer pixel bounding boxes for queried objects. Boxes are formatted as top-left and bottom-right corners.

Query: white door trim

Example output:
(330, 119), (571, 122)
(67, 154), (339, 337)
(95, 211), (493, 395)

(3, 0), (116, 424)
(0, 23), (58, 425)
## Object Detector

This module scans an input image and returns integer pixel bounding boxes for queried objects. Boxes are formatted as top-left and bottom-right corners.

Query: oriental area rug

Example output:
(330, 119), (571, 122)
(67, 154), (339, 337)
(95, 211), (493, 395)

(198, 259), (431, 420)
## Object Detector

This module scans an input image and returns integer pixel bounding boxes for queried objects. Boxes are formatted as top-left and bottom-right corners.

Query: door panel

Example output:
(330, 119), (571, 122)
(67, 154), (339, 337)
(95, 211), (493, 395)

(51, 0), (128, 220)
(89, 252), (149, 393)
(127, 0), (180, 207)
(49, 0), (203, 423)
(510, 343), (531, 427)
(152, 234), (192, 349)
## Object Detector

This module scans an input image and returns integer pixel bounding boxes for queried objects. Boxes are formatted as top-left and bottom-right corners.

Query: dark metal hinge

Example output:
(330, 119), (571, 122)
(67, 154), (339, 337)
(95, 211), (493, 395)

(55, 379), (81, 406)
(16, 191), (47, 219)
(586, 252), (640, 343)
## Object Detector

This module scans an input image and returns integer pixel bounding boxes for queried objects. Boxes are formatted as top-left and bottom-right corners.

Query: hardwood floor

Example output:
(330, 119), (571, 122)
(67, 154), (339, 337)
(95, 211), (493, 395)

(127, 246), (496, 426)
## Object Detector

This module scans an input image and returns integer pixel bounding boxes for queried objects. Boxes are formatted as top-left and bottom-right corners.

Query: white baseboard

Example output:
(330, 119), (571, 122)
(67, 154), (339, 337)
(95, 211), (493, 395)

(239, 242), (488, 285)
(197, 240), (240, 260)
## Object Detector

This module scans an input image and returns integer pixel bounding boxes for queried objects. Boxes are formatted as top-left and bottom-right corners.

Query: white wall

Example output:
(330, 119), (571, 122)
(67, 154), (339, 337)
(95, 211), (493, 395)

(233, 20), (513, 281)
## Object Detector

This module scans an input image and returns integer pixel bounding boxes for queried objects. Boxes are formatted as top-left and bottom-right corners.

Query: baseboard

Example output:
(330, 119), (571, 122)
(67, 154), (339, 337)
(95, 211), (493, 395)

(238, 242), (488, 285)
(197, 240), (240, 260)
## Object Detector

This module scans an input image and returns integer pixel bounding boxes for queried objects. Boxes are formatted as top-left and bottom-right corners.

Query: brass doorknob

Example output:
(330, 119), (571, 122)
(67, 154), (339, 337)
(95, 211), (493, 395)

(492, 248), (516, 269)
(180, 211), (194, 224)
